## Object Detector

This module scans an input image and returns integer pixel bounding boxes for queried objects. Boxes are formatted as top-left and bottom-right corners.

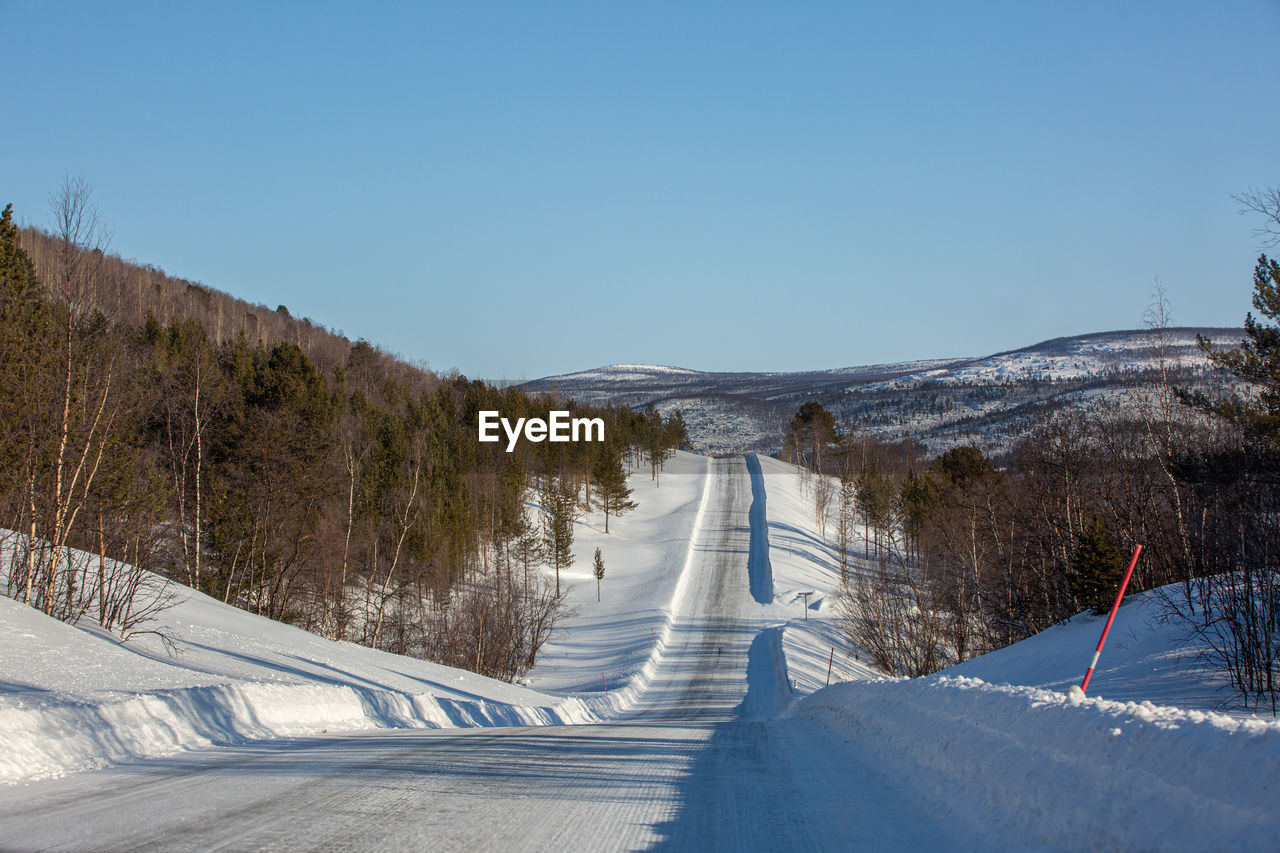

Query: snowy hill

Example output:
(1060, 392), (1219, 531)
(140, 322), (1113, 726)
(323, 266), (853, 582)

(523, 327), (1242, 455)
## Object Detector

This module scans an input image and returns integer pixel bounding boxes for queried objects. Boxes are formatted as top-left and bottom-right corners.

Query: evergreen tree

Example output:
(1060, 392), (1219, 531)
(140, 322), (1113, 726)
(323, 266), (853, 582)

(592, 449), (636, 533)
(0, 204), (39, 299)
(899, 469), (938, 564)
(1186, 255), (1280, 441)
(668, 409), (690, 451)
(787, 401), (838, 471)
(1070, 516), (1123, 615)
(932, 445), (998, 487)
(0, 203), (48, 498)
(641, 405), (674, 484)
(541, 477), (575, 597)
(593, 547), (605, 602)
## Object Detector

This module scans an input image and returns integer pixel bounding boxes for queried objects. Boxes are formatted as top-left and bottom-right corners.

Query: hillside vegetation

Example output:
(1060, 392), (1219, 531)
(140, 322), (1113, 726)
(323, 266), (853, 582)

(528, 328), (1241, 456)
(0, 186), (684, 682)
(777, 281), (1279, 711)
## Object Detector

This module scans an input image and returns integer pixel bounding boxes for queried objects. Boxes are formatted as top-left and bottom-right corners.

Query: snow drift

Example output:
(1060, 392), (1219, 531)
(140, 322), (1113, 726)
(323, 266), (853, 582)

(796, 675), (1280, 850)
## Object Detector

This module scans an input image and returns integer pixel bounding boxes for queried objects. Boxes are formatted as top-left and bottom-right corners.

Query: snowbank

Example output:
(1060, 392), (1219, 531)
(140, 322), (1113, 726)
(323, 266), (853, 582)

(758, 453), (1280, 847)
(942, 587), (1235, 711)
(751, 454), (882, 691)
(0, 591), (600, 785)
(796, 674), (1280, 849)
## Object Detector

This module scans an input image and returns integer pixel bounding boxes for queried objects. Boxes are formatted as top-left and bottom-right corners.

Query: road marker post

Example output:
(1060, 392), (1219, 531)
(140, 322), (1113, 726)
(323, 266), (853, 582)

(1079, 544), (1143, 695)
(826, 647), (835, 686)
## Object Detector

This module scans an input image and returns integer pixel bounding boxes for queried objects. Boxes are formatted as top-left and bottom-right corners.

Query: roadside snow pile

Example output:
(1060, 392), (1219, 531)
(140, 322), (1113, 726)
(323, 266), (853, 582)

(0, 591), (599, 785)
(943, 587), (1234, 710)
(796, 675), (1280, 849)
(763, 445), (1280, 846)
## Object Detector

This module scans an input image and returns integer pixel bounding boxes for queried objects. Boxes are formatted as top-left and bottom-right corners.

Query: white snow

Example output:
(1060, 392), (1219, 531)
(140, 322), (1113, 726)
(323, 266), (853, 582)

(0, 553), (602, 785)
(543, 363), (704, 383)
(1, 449), (1277, 850)
(942, 587), (1242, 711)
(525, 449), (712, 706)
(795, 676), (1280, 850)
(0, 451), (713, 785)
(751, 457), (1280, 849)
(745, 454), (881, 690)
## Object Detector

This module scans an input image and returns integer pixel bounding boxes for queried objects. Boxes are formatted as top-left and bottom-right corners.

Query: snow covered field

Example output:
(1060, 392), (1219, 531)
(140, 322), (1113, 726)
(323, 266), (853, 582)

(1, 452), (1277, 850)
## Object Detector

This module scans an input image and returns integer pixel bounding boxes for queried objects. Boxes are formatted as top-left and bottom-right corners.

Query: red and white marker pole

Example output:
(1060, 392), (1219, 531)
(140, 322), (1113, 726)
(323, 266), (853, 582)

(1079, 544), (1143, 695)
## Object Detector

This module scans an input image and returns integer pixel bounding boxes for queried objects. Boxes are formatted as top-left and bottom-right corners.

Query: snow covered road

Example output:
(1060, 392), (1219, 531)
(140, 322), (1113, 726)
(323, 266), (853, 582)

(0, 458), (969, 852)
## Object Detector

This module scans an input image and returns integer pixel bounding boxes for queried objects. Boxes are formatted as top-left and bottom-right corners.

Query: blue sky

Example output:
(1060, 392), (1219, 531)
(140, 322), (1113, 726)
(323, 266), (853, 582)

(2, 1), (1277, 379)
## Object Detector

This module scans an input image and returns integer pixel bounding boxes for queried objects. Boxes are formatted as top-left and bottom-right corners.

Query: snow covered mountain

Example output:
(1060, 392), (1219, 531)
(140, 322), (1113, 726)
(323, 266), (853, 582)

(524, 327), (1242, 455)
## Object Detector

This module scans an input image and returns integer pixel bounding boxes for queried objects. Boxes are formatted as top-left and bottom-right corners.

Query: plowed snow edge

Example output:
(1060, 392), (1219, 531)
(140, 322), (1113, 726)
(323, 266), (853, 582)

(794, 676), (1280, 849)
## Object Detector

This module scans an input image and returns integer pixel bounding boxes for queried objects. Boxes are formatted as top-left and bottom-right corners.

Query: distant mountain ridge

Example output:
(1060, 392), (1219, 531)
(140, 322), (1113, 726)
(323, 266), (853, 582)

(522, 327), (1242, 456)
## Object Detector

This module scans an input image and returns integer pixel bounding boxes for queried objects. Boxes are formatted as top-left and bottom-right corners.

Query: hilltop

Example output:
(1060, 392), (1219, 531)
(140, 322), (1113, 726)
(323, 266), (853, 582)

(523, 327), (1241, 455)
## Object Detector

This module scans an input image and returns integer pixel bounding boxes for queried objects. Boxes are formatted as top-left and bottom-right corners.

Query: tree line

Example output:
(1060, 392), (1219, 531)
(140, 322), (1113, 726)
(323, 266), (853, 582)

(0, 182), (685, 682)
(789, 253), (1278, 712)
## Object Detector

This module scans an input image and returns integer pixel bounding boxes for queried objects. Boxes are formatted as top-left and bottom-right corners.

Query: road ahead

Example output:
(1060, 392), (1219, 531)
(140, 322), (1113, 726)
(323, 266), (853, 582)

(0, 459), (962, 852)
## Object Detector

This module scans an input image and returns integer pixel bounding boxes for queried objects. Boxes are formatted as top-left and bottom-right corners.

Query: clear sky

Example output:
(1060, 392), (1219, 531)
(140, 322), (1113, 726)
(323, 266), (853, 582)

(1, 1), (1276, 379)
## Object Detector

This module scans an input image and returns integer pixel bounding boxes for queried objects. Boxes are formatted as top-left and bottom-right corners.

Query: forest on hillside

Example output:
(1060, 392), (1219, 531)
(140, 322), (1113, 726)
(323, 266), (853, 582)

(784, 227), (1280, 710)
(0, 181), (685, 682)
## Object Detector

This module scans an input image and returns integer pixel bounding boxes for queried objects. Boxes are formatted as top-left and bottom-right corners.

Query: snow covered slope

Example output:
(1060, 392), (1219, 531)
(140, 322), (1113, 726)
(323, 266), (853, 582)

(745, 455), (1280, 848)
(795, 674), (1280, 850)
(757, 459), (1280, 849)
(0, 580), (603, 785)
(942, 587), (1235, 710)
(0, 451), (714, 785)
(748, 454), (879, 691)
(525, 450), (710, 697)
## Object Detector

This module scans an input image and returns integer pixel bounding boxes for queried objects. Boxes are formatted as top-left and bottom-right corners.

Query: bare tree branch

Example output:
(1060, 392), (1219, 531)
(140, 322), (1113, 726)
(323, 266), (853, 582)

(1233, 185), (1280, 249)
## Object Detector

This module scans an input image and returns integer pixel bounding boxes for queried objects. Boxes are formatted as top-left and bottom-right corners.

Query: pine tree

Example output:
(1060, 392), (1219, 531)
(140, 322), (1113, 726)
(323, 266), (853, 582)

(1070, 516), (1123, 615)
(592, 449), (636, 534)
(642, 405), (673, 484)
(0, 204), (39, 299)
(667, 409), (689, 450)
(593, 547), (605, 602)
(787, 401), (837, 471)
(1185, 255), (1280, 440)
(541, 477), (575, 597)
(0, 203), (48, 498)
